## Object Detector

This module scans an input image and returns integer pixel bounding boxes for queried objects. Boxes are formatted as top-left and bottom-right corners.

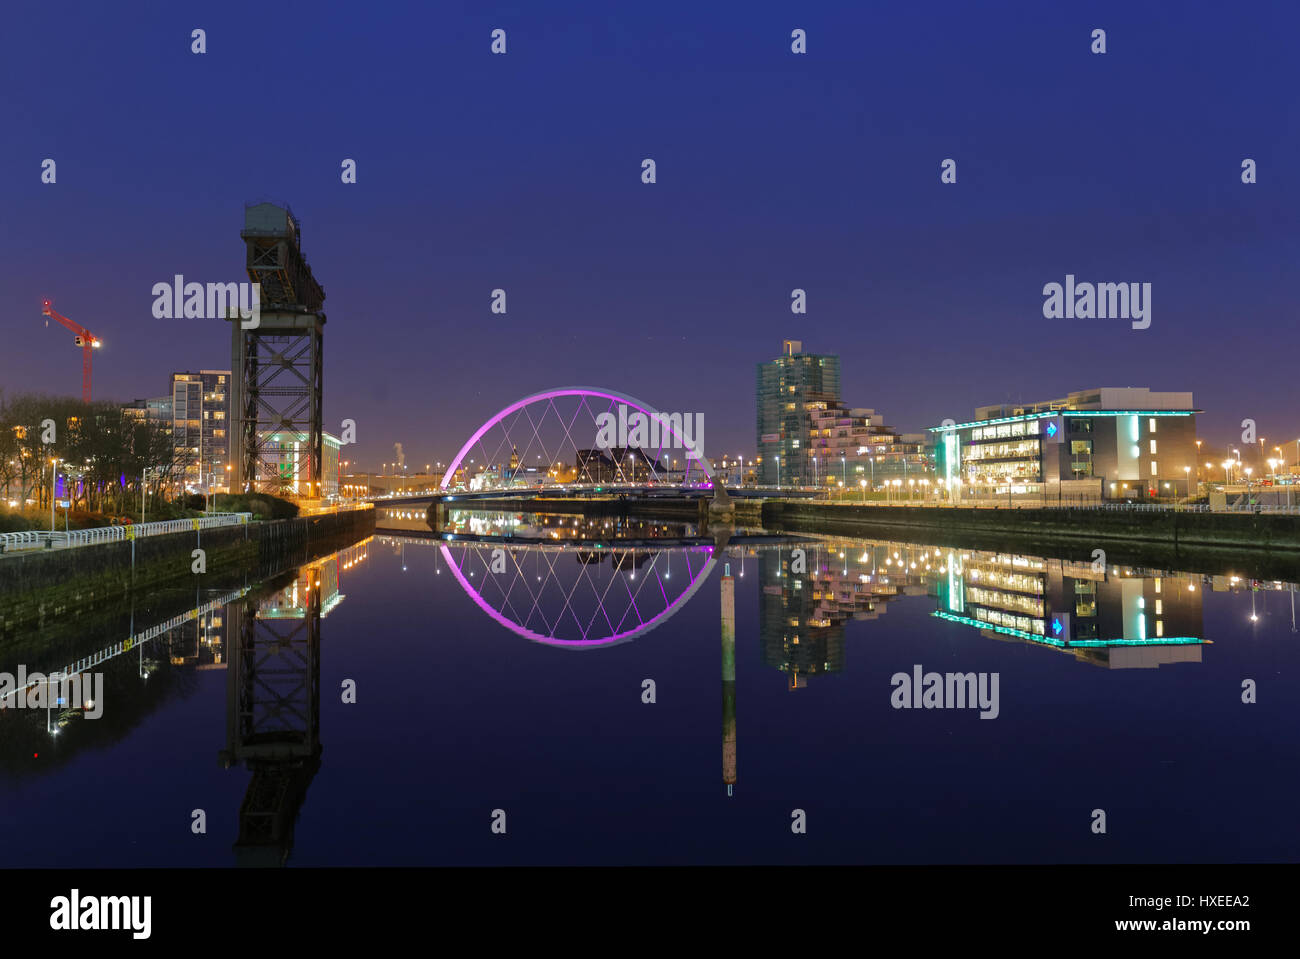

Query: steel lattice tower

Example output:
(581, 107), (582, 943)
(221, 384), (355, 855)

(229, 202), (327, 499)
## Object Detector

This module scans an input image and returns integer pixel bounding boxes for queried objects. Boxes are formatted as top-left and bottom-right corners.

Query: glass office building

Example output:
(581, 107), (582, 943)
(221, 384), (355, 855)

(930, 388), (1199, 503)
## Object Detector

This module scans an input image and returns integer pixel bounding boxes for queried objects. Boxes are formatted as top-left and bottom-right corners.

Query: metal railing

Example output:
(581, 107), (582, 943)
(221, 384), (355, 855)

(0, 512), (253, 554)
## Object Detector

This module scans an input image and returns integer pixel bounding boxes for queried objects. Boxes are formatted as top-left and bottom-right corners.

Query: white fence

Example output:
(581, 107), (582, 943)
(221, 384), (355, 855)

(0, 512), (253, 554)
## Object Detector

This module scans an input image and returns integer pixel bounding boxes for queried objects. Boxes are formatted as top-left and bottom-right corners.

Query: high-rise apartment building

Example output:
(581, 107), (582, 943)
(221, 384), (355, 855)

(171, 370), (231, 490)
(757, 340), (926, 489)
(756, 340), (840, 486)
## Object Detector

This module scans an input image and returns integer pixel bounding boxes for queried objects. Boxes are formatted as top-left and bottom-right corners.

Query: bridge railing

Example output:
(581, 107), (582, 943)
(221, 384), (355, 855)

(0, 512), (253, 555)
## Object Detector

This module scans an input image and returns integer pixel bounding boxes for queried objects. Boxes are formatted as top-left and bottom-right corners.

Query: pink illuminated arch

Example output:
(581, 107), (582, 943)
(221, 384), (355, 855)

(439, 387), (715, 490)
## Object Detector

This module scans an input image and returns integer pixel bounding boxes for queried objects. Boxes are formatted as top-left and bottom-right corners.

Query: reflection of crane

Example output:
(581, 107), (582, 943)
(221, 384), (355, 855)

(41, 300), (101, 402)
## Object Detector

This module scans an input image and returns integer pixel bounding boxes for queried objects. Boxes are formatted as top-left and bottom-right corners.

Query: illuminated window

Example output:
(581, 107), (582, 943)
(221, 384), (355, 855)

(1149, 418), (1156, 432)
(1151, 460), (1158, 475)
(1150, 440), (1157, 454)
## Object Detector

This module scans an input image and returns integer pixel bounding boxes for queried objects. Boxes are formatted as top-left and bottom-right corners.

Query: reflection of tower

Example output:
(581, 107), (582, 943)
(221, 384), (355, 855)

(219, 563), (323, 866)
(721, 562), (736, 796)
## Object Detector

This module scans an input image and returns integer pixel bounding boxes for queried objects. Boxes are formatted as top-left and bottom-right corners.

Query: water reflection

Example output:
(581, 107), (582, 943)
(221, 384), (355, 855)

(218, 541), (368, 866)
(5, 508), (1297, 866)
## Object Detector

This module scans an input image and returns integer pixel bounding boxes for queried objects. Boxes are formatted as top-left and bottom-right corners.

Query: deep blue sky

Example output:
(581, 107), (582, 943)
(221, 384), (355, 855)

(2, 0), (1297, 467)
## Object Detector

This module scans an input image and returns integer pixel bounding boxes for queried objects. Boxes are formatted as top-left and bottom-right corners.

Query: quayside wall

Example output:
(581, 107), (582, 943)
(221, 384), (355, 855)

(0, 509), (375, 634)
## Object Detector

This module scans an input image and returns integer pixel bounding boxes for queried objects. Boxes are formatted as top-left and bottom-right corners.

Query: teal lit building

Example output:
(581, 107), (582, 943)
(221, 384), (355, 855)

(929, 388), (1199, 503)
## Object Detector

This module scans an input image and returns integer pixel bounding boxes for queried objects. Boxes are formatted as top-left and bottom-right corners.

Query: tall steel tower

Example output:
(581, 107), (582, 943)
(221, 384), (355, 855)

(229, 202), (327, 499)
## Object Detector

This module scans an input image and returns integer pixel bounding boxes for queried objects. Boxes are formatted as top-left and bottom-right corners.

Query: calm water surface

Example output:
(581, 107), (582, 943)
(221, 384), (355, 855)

(3, 510), (1297, 866)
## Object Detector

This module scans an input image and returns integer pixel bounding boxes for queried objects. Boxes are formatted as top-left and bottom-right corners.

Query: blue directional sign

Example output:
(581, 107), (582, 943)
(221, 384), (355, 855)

(1045, 421), (1058, 438)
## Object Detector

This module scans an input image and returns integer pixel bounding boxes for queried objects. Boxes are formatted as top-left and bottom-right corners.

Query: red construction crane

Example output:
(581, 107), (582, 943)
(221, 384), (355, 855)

(41, 300), (101, 403)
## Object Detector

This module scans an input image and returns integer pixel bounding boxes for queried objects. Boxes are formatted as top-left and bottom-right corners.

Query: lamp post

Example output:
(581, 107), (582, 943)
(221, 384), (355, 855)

(141, 466), (149, 524)
(860, 478), (867, 503)
(49, 458), (58, 533)
(841, 454), (846, 487)
(1183, 466), (1190, 507)
(813, 456), (818, 489)
(775, 454), (781, 491)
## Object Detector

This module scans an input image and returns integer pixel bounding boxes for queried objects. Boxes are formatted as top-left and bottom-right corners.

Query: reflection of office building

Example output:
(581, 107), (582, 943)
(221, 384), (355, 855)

(758, 542), (932, 688)
(166, 607), (227, 668)
(171, 371), (231, 489)
(930, 388), (1199, 502)
(933, 550), (1205, 667)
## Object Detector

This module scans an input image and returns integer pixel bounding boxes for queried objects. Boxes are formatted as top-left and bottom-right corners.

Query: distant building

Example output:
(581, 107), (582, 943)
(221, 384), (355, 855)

(574, 447), (661, 483)
(930, 387), (1199, 502)
(123, 395), (173, 426)
(171, 371), (231, 490)
(260, 430), (341, 498)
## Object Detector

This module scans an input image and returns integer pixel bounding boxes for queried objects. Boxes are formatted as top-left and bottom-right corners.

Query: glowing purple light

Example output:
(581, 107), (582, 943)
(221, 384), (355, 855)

(439, 387), (715, 490)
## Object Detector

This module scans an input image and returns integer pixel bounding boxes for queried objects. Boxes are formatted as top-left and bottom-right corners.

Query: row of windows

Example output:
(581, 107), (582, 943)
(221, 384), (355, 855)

(970, 420), (1041, 440)
(964, 440), (1039, 461)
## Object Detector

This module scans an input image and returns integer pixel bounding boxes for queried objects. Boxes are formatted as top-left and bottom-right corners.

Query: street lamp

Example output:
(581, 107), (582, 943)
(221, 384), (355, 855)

(1183, 466), (1191, 505)
(775, 454), (780, 491)
(1222, 459), (1233, 485)
(860, 478), (867, 503)
(49, 457), (58, 533)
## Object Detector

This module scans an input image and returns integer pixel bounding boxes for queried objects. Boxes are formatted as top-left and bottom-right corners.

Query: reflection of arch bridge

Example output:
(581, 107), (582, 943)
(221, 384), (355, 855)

(379, 530), (800, 650)
(438, 387), (725, 500)
(439, 540), (718, 649)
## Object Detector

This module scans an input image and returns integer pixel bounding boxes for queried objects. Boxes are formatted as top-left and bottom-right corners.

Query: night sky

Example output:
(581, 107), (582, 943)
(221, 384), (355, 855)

(2, 0), (1297, 468)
